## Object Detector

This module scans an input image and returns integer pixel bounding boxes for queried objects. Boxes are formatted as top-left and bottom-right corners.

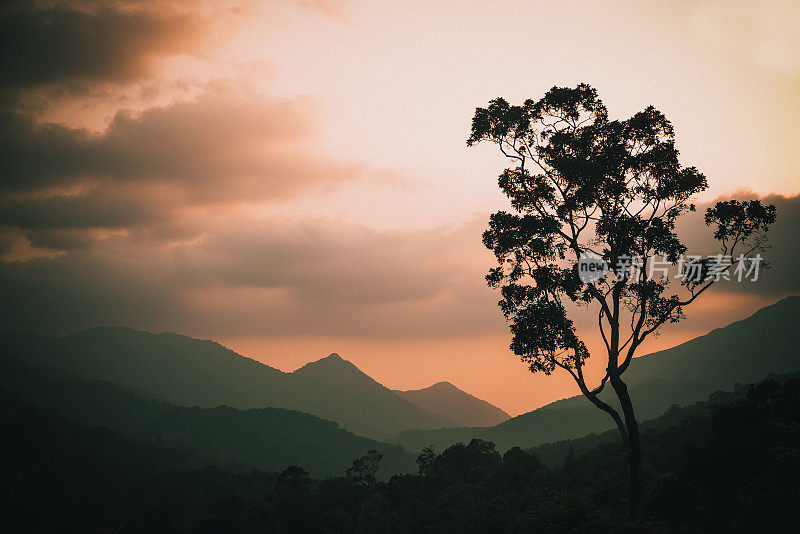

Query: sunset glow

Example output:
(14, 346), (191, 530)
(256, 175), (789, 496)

(2, 0), (798, 415)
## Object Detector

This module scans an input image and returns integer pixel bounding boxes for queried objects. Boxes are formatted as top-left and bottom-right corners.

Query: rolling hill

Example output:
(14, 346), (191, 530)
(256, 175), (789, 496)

(0, 352), (416, 477)
(0, 328), (455, 439)
(389, 295), (800, 452)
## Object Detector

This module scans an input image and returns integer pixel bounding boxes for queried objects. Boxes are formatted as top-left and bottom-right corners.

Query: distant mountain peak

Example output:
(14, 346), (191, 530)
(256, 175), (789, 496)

(396, 381), (511, 428)
(0, 330), (456, 438)
(310, 352), (350, 366)
(292, 352), (366, 377)
(407, 381), (470, 395)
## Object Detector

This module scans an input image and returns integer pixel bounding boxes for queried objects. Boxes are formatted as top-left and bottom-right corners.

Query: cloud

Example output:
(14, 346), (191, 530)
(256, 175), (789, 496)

(0, 1), (211, 94)
(0, 89), (364, 253)
(0, 0), (795, 352)
(1, 91), (354, 195)
(0, 186), (162, 230)
(0, 0), (371, 261)
(0, 213), (502, 338)
(173, 216), (498, 337)
(2, 191), (796, 341)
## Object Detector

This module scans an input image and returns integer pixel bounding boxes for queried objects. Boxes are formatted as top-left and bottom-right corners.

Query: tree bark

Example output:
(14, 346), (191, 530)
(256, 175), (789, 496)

(611, 374), (642, 520)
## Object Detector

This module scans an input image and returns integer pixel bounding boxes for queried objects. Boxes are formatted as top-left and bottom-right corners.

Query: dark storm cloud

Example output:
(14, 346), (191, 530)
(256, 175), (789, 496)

(0, 92), (342, 196)
(0, 186), (162, 230)
(0, 232), (16, 255)
(23, 227), (105, 251)
(0, 1), (207, 92)
(0, 110), (95, 191)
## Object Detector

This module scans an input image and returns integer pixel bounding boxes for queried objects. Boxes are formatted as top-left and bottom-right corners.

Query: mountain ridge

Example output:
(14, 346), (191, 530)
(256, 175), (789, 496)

(395, 381), (511, 427)
(0, 330), (513, 438)
(0, 351), (415, 477)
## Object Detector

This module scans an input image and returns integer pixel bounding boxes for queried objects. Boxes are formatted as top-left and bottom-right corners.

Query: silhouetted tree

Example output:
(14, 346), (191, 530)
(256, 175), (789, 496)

(563, 445), (577, 474)
(501, 446), (543, 490)
(346, 449), (383, 485)
(468, 83), (776, 518)
(416, 445), (435, 475)
(272, 465), (312, 531)
(275, 465), (310, 492)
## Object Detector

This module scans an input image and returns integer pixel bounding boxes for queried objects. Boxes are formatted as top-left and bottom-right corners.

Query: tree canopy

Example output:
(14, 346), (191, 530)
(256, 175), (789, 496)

(469, 83), (775, 391)
(468, 83), (776, 518)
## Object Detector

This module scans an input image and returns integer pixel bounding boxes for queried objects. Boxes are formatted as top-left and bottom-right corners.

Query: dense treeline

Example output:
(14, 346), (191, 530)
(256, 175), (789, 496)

(219, 377), (800, 533)
(2, 377), (800, 532)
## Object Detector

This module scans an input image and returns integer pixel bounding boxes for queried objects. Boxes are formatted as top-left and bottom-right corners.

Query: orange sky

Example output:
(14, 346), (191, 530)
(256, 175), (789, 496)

(1, 1), (799, 415)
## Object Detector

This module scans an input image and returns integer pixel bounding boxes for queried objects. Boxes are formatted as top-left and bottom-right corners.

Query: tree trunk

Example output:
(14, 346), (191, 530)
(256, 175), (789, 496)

(625, 422), (642, 520)
(611, 375), (642, 520)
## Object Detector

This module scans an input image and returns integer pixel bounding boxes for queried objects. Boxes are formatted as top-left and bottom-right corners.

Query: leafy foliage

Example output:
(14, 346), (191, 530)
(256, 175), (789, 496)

(346, 450), (383, 485)
(470, 84), (776, 381)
